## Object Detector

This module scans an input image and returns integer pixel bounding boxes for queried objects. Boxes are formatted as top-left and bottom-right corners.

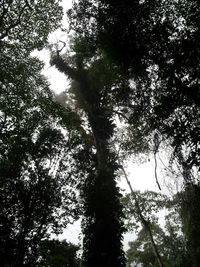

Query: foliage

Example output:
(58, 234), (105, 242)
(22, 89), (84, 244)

(37, 239), (80, 267)
(50, 30), (131, 266)
(68, 8), (200, 267)
(126, 222), (185, 267)
(0, 1), (89, 266)
(68, 0), (200, 171)
(0, 0), (63, 51)
(123, 191), (168, 231)
(63, 1), (200, 265)
(2, 0), (200, 266)
(124, 190), (186, 267)
(0, 57), (85, 265)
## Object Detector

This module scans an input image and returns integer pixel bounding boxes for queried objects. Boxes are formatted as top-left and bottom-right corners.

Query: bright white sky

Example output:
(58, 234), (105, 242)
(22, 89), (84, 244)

(37, 0), (172, 252)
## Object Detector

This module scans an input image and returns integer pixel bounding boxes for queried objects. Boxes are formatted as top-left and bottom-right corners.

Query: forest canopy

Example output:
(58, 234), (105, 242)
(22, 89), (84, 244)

(1, 0), (200, 267)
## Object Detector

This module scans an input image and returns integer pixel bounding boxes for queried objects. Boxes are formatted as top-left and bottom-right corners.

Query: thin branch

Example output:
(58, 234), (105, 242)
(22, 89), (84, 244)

(153, 133), (162, 190)
(154, 152), (161, 190)
(57, 40), (66, 53)
(118, 158), (164, 267)
(113, 110), (129, 121)
(158, 154), (181, 178)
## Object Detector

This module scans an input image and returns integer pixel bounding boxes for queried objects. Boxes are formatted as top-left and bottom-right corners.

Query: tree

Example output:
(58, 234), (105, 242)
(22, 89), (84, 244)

(2, 0), (200, 266)
(56, 1), (200, 265)
(124, 191), (186, 267)
(70, 2), (200, 265)
(126, 223), (184, 267)
(123, 190), (168, 267)
(67, 0), (200, 170)
(50, 39), (129, 266)
(0, 0), (63, 49)
(0, 58), (84, 266)
(0, 1), (87, 266)
(37, 239), (80, 267)
(68, 0), (200, 102)
(127, 224), (166, 267)
(65, 2), (200, 266)
(179, 184), (200, 267)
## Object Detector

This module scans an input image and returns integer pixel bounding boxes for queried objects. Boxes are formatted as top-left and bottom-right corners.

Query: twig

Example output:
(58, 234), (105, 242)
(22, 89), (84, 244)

(153, 133), (162, 190)
(154, 152), (161, 190)
(57, 40), (66, 53)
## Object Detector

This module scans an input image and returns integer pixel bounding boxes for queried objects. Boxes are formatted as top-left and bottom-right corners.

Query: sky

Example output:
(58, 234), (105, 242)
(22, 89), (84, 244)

(35, 0), (172, 252)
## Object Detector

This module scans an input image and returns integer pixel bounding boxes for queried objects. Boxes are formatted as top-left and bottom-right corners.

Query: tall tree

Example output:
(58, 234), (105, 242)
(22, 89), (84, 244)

(68, 1), (200, 266)
(124, 191), (186, 267)
(50, 39), (128, 266)
(67, 0), (200, 165)
(0, 57), (84, 266)
(0, 1), (87, 266)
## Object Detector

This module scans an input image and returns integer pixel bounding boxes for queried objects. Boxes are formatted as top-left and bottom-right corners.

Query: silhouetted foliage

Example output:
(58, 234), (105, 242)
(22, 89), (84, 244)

(37, 239), (80, 267)
(68, 0), (200, 168)
(2, 0), (200, 266)
(0, 58), (84, 266)
(0, 1), (87, 266)
(125, 191), (186, 267)
(66, 0), (200, 265)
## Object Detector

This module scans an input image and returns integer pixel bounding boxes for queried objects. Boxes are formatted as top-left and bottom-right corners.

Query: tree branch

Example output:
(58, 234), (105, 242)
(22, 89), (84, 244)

(153, 133), (162, 190)
(50, 54), (82, 82)
(118, 158), (164, 267)
(154, 152), (161, 190)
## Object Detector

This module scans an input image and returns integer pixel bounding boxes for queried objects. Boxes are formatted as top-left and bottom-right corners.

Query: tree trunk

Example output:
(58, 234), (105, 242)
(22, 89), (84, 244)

(51, 54), (125, 267)
(181, 184), (200, 267)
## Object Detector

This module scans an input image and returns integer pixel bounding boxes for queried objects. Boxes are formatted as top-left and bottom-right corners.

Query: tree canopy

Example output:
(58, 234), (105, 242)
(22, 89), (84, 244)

(1, 0), (200, 266)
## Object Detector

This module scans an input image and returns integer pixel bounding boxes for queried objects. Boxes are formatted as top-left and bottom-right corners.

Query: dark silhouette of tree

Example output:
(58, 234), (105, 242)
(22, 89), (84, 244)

(180, 185), (200, 267)
(37, 239), (80, 267)
(0, 58), (84, 266)
(0, 1), (87, 266)
(67, 1), (200, 266)
(124, 191), (186, 267)
(50, 41), (128, 266)
(2, 0), (200, 266)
